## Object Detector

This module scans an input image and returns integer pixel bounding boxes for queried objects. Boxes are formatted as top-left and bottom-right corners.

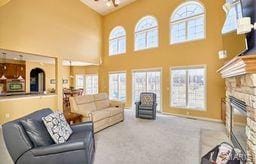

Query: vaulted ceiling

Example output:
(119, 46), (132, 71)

(80, 0), (136, 15)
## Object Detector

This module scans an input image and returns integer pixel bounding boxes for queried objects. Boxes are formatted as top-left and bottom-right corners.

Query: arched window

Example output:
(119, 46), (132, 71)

(135, 16), (158, 51)
(170, 1), (205, 44)
(109, 26), (126, 56)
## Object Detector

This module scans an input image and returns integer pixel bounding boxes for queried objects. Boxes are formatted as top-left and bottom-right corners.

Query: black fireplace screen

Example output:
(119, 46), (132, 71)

(230, 96), (247, 154)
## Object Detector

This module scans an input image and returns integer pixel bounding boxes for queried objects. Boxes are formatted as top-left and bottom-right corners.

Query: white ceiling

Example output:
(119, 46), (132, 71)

(80, 0), (136, 15)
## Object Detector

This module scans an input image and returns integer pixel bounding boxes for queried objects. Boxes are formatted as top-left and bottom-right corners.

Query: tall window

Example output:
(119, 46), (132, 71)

(109, 26), (126, 56)
(75, 74), (98, 94)
(171, 66), (206, 110)
(170, 1), (205, 44)
(132, 70), (161, 112)
(109, 72), (126, 101)
(76, 75), (84, 89)
(85, 74), (98, 94)
(222, 0), (243, 34)
(135, 16), (158, 51)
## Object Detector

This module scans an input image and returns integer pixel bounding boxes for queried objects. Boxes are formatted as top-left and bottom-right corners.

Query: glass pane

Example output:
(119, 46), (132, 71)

(135, 32), (146, 50)
(85, 75), (98, 94)
(109, 39), (118, 55)
(146, 71), (161, 111)
(147, 29), (158, 48)
(187, 68), (205, 109)
(118, 37), (126, 54)
(136, 17), (157, 31)
(119, 73), (126, 101)
(76, 75), (84, 89)
(187, 17), (204, 40)
(172, 3), (204, 21)
(109, 73), (126, 101)
(110, 27), (126, 39)
(171, 22), (186, 43)
(171, 69), (186, 107)
(133, 72), (147, 102)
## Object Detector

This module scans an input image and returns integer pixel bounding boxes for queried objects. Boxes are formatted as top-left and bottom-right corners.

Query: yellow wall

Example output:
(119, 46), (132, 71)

(0, 95), (58, 124)
(0, 0), (102, 64)
(222, 31), (247, 61)
(99, 0), (226, 120)
(0, 0), (102, 124)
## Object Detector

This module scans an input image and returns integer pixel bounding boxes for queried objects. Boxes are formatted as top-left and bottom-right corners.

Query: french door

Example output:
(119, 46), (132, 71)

(132, 69), (162, 112)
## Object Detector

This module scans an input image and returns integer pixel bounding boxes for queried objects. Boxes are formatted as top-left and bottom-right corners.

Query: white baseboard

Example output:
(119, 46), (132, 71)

(161, 112), (224, 123)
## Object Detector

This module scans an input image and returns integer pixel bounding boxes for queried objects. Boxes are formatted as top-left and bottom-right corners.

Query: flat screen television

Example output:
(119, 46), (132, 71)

(240, 0), (256, 55)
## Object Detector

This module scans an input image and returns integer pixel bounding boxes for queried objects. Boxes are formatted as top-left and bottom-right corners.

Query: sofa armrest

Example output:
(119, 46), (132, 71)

(110, 100), (125, 109)
(71, 121), (94, 133)
(31, 141), (84, 156)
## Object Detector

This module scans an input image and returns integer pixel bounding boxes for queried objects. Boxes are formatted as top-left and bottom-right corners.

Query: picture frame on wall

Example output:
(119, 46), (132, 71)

(50, 79), (56, 84)
(63, 79), (68, 84)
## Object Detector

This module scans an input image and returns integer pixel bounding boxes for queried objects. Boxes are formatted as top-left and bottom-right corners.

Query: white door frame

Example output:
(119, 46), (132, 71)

(131, 67), (163, 112)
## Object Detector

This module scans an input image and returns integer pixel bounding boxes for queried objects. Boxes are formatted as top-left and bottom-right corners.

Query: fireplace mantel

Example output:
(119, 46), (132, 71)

(217, 55), (256, 78)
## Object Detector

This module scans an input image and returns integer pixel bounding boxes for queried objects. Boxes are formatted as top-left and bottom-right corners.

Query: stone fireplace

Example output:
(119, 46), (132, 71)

(218, 55), (256, 163)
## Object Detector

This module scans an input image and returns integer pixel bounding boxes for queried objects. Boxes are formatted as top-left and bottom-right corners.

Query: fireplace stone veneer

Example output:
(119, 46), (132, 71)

(218, 55), (256, 163)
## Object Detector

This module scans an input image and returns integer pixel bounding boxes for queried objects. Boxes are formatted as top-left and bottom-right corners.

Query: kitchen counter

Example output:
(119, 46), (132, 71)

(0, 93), (57, 102)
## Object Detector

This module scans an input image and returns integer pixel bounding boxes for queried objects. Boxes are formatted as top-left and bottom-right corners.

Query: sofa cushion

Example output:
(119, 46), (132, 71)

(91, 110), (111, 121)
(106, 107), (123, 116)
(94, 93), (108, 101)
(20, 119), (54, 147)
(75, 95), (95, 105)
(42, 112), (73, 144)
(95, 99), (110, 110)
(77, 102), (96, 114)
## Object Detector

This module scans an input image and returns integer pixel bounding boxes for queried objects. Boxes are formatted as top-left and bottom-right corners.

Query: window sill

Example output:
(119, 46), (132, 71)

(170, 105), (207, 111)
(170, 37), (206, 45)
(134, 46), (159, 53)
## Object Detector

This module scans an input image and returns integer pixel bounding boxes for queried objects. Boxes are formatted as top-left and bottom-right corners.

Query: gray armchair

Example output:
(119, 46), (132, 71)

(2, 108), (95, 164)
(135, 92), (157, 120)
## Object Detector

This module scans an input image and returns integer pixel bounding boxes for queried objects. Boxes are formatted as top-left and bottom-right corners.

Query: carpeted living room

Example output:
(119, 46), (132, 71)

(0, 0), (255, 164)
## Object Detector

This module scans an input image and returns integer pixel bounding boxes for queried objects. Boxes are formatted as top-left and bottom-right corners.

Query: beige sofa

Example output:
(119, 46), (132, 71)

(69, 93), (125, 132)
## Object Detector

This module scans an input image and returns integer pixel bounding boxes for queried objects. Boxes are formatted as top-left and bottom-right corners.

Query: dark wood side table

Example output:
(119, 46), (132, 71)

(64, 112), (83, 125)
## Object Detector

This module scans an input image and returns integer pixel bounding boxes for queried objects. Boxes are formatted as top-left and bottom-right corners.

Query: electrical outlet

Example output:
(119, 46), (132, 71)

(5, 113), (10, 118)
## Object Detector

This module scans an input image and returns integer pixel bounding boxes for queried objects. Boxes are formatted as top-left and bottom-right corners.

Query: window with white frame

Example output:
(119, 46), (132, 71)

(222, 0), (243, 34)
(109, 26), (126, 56)
(135, 16), (158, 51)
(75, 74), (98, 94)
(85, 74), (98, 94)
(171, 66), (206, 110)
(170, 1), (205, 44)
(109, 72), (126, 101)
(76, 75), (84, 89)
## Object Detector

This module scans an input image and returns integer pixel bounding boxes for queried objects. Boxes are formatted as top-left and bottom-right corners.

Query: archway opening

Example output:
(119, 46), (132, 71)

(30, 68), (45, 93)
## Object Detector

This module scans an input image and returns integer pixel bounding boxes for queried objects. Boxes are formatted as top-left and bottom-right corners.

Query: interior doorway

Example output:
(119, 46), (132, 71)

(132, 68), (162, 112)
(30, 68), (45, 93)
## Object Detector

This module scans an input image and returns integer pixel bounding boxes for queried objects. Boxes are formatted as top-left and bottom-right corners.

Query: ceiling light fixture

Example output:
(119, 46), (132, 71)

(94, 0), (120, 7)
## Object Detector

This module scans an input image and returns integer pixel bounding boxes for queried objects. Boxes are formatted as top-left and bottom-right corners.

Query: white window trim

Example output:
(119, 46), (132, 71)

(109, 26), (126, 56)
(169, 65), (207, 111)
(85, 74), (99, 94)
(108, 71), (127, 102)
(131, 67), (163, 112)
(170, 1), (206, 45)
(134, 16), (159, 51)
(75, 74), (85, 89)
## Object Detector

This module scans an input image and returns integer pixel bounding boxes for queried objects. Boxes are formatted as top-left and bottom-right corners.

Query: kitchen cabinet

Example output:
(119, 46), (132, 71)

(4, 63), (26, 79)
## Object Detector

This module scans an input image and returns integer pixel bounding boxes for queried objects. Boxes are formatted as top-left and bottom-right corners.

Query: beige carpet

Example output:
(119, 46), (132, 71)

(0, 110), (228, 164)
